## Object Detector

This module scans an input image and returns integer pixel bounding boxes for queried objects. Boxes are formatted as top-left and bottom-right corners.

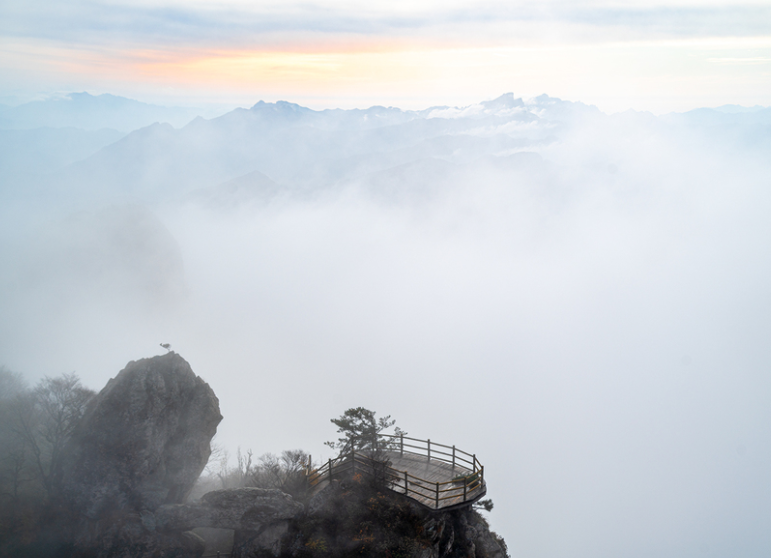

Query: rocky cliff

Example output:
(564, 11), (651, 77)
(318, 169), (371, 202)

(47, 352), (508, 558)
(230, 476), (509, 558)
(56, 352), (222, 557)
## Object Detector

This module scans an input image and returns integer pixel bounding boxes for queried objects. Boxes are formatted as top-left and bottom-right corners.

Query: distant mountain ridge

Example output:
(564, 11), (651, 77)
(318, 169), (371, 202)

(3, 93), (769, 208)
(3, 91), (766, 134)
(40, 93), (569, 204)
(0, 92), (210, 132)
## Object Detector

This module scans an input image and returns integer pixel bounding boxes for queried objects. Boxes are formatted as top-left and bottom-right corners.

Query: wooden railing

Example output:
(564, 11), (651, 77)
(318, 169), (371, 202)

(380, 434), (483, 473)
(306, 435), (485, 510)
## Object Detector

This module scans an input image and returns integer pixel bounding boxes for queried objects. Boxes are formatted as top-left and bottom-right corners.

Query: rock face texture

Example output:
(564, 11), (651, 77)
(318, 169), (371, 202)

(155, 488), (304, 558)
(57, 352), (222, 557)
(259, 477), (509, 558)
(156, 488), (303, 531)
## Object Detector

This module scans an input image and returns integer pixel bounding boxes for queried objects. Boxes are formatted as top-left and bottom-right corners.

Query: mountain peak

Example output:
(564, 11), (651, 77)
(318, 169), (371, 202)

(250, 100), (311, 114)
(481, 93), (525, 111)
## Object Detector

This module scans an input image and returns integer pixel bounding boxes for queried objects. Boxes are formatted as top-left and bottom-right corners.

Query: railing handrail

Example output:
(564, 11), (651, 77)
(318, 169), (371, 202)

(380, 434), (476, 458)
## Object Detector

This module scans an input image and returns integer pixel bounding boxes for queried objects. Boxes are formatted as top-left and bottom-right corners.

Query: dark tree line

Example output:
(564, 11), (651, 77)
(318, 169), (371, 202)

(192, 447), (313, 503)
(0, 366), (95, 553)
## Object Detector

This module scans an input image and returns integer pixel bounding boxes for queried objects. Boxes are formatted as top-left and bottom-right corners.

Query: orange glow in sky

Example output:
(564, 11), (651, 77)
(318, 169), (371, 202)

(1, 0), (770, 112)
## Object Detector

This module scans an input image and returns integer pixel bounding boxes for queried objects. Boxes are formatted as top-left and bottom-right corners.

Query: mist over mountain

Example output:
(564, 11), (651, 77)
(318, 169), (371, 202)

(0, 126), (124, 185)
(184, 170), (282, 210)
(0, 92), (209, 132)
(662, 107), (771, 152)
(20, 92), (766, 209)
(1, 92), (770, 558)
(8, 94), (613, 206)
(713, 104), (768, 114)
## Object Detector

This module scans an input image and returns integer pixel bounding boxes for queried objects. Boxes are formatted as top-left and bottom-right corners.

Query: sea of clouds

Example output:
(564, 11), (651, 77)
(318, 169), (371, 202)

(1, 92), (770, 558)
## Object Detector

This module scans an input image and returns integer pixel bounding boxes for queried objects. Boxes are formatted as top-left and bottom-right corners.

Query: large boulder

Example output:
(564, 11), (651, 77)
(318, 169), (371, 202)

(231, 522), (291, 558)
(157, 488), (304, 558)
(57, 352), (222, 556)
(156, 488), (303, 531)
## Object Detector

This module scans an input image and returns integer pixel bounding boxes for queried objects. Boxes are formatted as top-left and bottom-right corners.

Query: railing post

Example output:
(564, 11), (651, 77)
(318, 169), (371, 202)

(472, 454), (476, 473)
(435, 481), (439, 509)
(404, 471), (408, 494)
(452, 445), (456, 470)
(400, 434), (404, 456)
(463, 479), (467, 502)
(427, 439), (431, 462)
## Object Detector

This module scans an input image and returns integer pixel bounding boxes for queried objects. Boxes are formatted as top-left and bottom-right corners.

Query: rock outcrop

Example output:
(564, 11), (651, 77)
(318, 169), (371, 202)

(155, 488), (303, 558)
(57, 352), (222, 557)
(156, 488), (303, 531)
(45, 351), (507, 558)
(270, 476), (508, 558)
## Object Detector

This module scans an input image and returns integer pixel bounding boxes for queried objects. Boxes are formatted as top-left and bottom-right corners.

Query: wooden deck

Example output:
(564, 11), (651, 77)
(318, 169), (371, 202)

(307, 436), (486, 511)
(384, 451), (487, 510)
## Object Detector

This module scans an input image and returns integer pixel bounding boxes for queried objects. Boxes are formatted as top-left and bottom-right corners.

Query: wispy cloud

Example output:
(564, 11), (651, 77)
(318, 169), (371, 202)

(2, 1), (769, 49)
(709, 56), (771, 64)
(1, 0), (769, 110)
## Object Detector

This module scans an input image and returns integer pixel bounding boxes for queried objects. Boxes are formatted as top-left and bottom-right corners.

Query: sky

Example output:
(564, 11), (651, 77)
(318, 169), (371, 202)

(1, 0), (770, 112)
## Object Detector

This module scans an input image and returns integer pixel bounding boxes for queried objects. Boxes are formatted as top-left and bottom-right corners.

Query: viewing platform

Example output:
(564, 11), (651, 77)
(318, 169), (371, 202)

(306, 435), (486, 511)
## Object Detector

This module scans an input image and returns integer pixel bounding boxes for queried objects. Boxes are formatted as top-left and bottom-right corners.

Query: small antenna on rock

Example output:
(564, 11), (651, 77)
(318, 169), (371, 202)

(160, 343), (171, 352)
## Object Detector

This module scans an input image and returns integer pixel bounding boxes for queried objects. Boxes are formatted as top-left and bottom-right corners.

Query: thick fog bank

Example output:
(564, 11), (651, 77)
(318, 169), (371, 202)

(1, 94), (770, 558)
